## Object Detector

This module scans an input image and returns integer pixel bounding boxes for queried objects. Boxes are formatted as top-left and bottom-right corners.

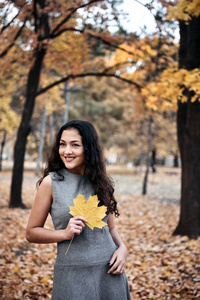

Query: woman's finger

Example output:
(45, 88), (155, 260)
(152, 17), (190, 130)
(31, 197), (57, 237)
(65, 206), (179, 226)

(73, 216), (88, 223)
(108, 260), (118, 274)
(70, 218), (85, 228)
(111, 264), (125, 275)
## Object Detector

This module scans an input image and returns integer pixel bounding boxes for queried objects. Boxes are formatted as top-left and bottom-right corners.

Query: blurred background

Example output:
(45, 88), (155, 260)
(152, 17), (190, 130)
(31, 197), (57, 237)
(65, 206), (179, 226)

(0, 1), (200, 298)
(1, 0), (180, 188)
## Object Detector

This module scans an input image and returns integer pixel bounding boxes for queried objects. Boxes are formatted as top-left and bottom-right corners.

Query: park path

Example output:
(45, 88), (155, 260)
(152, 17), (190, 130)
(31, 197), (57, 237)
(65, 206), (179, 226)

(0, 166), (181, 208)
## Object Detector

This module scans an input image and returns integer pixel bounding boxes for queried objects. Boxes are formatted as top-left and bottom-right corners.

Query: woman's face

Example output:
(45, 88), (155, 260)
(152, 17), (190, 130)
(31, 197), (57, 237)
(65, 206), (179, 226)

(59, 128), (85, 175)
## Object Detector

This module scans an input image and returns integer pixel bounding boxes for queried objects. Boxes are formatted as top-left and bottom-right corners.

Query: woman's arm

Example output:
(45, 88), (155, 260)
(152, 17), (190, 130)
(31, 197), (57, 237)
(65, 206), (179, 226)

(26, 175), (87, 244)
(107, 213), (128, 275)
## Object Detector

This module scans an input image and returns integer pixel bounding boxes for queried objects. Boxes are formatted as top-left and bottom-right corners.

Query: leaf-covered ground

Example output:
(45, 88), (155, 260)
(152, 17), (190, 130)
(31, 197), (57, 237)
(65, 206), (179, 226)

(0, 168), (200, 299)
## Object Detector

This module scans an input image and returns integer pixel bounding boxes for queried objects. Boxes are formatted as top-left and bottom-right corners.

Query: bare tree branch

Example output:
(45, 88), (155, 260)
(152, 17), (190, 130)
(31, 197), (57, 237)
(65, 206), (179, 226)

(37, 71), (142, 96)
(33, 0), (38, 34)
(85, 31), (135, 55)
(1, 11), (20, 34)
(51, 0), (103, 37)
(0, 2), (26, 34)
(103, 62), (134, 73)
(50, 27), (85, 39)
(50, 26), (136, 57)
(0, 20), (27, 58)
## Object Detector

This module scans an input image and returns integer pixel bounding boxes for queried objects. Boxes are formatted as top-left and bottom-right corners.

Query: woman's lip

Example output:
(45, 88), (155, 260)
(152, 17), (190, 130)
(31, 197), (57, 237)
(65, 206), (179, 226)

(65, 157), (75, 161)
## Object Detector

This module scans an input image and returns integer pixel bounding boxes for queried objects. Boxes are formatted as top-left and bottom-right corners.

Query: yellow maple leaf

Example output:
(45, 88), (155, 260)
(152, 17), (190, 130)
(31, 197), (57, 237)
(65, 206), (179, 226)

(69, 194), (107, 230)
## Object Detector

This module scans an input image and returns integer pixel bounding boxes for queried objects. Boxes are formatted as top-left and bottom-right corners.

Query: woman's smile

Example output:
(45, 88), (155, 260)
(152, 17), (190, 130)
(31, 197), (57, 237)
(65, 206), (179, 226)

(65, 157), (75, 162)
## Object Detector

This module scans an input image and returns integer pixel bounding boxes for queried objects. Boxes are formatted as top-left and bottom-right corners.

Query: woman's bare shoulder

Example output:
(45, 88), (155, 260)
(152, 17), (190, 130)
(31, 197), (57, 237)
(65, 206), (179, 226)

(43, 174), (52, 183)
(39, 175), (52, 189)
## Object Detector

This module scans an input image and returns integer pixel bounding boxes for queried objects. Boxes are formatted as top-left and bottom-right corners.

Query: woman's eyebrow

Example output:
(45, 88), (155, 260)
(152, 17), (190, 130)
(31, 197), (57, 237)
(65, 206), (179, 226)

(60, 139), (81, 143)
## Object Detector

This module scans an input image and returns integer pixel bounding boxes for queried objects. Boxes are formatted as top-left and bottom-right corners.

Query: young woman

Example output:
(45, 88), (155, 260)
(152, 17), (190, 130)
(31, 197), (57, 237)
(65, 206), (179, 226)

(26, 120), (131, 300)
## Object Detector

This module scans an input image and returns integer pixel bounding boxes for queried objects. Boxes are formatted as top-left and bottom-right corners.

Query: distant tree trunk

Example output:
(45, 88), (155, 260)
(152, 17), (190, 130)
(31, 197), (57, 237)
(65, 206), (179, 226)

(49, 112), (54, 144)
(151, 147), (156, 173)
(63, 80), (70, 123)
(9, 44), (47, 208)
(142, 116), (152, 195)
(0, 130), (6, 171)
(173, 16), (200, 237)
(173, 152), (179, 168)
(36, 106), (47, 176)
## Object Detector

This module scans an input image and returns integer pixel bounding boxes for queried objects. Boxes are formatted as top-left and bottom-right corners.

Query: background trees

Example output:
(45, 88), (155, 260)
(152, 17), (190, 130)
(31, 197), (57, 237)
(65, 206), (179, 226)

(1, 0), (200, 237)
(0, 0), (138, 208)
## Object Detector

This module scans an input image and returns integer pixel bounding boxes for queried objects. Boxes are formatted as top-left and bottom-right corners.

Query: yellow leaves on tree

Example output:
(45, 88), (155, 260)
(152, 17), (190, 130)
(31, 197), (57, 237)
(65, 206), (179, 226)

(142, 66), (200, 111)
(166, 0), (200, 21)
(69, 194), (107, 230)
(0, 101), (20, 133)
(114, 41), (157, 65)
(44, 28), (89, 76)
(0, 47), (27, 134)
(112, 40), (157, 82)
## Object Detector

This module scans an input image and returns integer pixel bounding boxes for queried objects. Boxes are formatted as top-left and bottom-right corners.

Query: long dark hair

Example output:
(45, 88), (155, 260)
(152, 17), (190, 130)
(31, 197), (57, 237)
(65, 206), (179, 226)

(39, 120), (119, 216)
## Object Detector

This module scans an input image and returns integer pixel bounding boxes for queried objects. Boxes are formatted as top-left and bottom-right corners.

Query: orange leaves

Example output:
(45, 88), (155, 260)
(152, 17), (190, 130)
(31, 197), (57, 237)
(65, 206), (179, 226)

(0, 207), (55, 299)
(1, 170), (200, 299)
(116, 191), (200, 299)
(112, 36), (181, 113)
(44, 30), (89, 76)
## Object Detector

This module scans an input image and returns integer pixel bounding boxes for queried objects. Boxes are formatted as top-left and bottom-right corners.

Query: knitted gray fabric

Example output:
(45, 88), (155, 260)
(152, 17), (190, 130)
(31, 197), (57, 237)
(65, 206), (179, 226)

(50, 168), (131, 300)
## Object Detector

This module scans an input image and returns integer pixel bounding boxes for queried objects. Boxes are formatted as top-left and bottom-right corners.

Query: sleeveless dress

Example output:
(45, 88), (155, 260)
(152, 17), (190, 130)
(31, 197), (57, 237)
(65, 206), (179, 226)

(50, 168), (131, 300)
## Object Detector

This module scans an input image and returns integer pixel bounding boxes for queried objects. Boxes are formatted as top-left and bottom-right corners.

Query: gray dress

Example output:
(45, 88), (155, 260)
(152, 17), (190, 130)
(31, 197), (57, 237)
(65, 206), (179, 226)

(50, 168), (131, 300)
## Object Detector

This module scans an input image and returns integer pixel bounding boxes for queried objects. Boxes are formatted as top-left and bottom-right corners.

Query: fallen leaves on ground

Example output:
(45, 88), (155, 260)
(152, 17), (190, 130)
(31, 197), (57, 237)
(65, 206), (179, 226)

(116, 195), (200, 299)
(0, 170), (200, 299)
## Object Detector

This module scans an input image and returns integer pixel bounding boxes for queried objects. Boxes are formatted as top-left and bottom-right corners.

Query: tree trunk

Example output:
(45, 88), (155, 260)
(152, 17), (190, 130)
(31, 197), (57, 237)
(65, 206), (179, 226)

(0, 130), (6, 171)
(151, 148), (156, 173)
(63, 80), (70, 124)
(36, 106), (47, 176)
(173, 152), (179, 168)
(142, 116), (152, 195)
(49, 113), (54, 144)
(173, 16), (200, 237)
(9, 45), (47, 208)
(174, 97), (200, 237)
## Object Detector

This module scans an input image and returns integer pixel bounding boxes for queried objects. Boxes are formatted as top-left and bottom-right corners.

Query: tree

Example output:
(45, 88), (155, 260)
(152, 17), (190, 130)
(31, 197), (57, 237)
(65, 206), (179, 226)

(113, 25), (178, 192)
(112, 0), (200, 236)
(171, 2), (200, 237)
(138, 0), (200, 237)
(35, 106), (47, 176)
(0, 0), (140, 208)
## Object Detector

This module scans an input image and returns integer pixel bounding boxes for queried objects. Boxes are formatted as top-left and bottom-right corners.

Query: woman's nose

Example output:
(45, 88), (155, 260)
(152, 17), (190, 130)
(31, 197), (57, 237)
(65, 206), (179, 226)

(64, 145), (72, 154)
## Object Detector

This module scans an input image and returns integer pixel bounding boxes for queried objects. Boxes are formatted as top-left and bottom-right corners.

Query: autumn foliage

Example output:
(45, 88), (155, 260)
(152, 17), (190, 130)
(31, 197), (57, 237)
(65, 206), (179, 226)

(1, 169), (200, 299)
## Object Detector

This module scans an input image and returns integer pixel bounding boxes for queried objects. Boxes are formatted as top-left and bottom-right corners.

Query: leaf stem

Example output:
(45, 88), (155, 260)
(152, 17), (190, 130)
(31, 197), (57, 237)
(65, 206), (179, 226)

(65, 236), (74, 256)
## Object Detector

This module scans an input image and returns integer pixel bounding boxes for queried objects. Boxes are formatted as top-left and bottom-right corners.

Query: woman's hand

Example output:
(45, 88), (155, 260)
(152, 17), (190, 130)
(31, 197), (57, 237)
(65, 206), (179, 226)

(107, 214), (128, 275)
(108, 244), (128, 275)
(63, 216), (87, 240)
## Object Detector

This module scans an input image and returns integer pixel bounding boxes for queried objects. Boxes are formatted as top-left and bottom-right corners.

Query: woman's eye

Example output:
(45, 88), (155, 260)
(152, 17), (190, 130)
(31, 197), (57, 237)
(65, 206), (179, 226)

(73, 144), (80, 147)
(59, 143), (65, 146)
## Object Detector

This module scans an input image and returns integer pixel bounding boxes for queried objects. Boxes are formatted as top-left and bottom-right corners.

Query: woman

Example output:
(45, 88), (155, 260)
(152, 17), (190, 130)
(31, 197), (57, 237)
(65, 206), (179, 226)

(26, 120), (131, 300)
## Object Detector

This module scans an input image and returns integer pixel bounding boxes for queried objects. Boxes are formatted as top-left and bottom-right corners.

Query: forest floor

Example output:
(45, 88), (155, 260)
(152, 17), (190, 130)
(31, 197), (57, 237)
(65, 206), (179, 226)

(0, 166), (200, 299)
